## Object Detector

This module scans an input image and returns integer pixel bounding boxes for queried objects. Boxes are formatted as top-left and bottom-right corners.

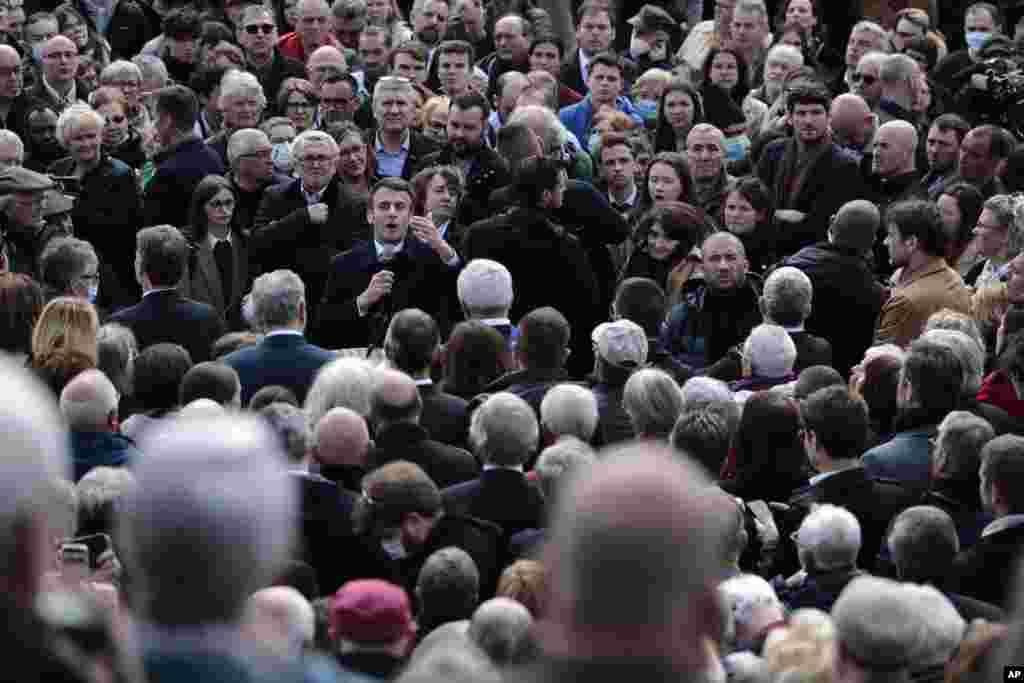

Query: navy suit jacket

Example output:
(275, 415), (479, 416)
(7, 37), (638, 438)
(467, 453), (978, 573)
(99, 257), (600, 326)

(110, 289), (225, 363)
(316, 236), (458, 350)
(442, 468), (545, 537)
(143, 137), (226, 228)
(222, 332), (336, 405)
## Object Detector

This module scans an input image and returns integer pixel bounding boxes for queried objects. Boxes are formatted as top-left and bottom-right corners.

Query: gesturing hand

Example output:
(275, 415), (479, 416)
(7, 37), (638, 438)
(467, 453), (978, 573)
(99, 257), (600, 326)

(358, 269), (395, 312)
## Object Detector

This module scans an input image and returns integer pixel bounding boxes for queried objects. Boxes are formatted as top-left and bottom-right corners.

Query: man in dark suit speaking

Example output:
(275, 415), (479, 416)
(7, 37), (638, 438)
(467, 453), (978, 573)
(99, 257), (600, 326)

(110, 225), (224, 363)
(316, 177), (460, 350)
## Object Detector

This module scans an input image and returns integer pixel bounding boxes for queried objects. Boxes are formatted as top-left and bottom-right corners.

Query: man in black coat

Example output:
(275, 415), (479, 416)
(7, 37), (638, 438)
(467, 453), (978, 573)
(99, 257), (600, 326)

(949, 434), (1024, 609)
(779, 386), (915, 576)
(783, 200), (886, 377)
(369, 369), (478, 489)
(110, 226), (225, 363)
(251, 130), (372, 327)
(756, 82), (867, 256)
(384, 308), (470, 449)
(412, 92), (511, 227)
(316, 177), (460, 351)
(237, 6), (305, 116)
(442, 392), (545, 537)
(463, 156), (602, 376)
(143, 85), (226, 228)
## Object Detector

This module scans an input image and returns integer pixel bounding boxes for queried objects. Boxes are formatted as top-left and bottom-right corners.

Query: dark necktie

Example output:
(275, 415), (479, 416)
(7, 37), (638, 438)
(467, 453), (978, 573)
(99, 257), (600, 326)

(612, 201), (631, 214)
(214, 239), (233, 306)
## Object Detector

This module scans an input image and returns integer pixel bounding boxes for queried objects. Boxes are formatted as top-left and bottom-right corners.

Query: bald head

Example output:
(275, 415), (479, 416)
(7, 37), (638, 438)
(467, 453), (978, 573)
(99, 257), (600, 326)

(830, 199), (880, 253)
(314, 407), (370, 467)
(60, 369), (118, 432)
(371, 368), (423, 426)
(544, 443), (724, 669)
(830, 93), (874, 149)
(42, 35), (78, 86)
(873, 120), (918, 177)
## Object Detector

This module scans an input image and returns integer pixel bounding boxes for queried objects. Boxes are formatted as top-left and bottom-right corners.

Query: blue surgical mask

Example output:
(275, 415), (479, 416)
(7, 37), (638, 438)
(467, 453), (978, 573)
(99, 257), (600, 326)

(86, 283), (98, 303)
(634, 98), (659, 120)
(966, 31), (992, 51)
(31, 44), (44, 63)
(724, 134), (751, 162)
(271, 141), (292, 173)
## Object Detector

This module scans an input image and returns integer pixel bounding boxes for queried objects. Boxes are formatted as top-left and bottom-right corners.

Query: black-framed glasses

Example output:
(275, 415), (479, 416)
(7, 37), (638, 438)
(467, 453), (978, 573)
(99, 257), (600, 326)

(245, 23), (275, 34)
(77, 272), (100, 283)
(851, 72), (877, 85)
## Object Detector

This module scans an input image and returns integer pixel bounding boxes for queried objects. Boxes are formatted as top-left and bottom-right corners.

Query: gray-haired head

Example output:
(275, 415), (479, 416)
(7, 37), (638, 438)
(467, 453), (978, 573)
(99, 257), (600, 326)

(227, 128), (270, 168)
(97, 323), (137, 398)
(56, 103), (105, 149)
(304, 357), (376, 423)
(60, 369), (118, 432)
(251, 269), (306, 332)
(887, 505), (960, 584)
(982, 194), (1024, 258)
(743, 324), (797, 378)
(470, 392), (539, 466)
(794, 504), (862, 571)
(100, 59), (143, 86)
(831, 576), (930, 675)
(681, 376), (733, 409)
(540, 384), (599, 443)
(123, 416), (297, 626)
(0, 129), (24, 165)
(533, 437), (596, 502)
(933, 410), (994, 482)
(623, 368), (684, 438)
(921, 328), (984, 395)
(416, 546), (480, 629)
(879, 53), (920, 87)
(761, 266), (813, 327)
(244, 585), (316, 658)
(131, 54), (168, 87)
(291, 129), (338, 163)
(506, 104), (567, 154)
(219, 69), (267, 107)
(467, 597), (534, 666)
(457, 259), (514, 318)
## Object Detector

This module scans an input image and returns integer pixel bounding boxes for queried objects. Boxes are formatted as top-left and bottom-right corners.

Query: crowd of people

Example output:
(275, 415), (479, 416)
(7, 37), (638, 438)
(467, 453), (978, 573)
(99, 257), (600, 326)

(7, 0), (1024, 680)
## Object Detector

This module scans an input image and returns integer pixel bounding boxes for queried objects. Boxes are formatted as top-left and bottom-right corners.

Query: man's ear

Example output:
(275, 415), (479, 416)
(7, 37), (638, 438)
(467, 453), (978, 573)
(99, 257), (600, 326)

(996, 158), (1009, 178)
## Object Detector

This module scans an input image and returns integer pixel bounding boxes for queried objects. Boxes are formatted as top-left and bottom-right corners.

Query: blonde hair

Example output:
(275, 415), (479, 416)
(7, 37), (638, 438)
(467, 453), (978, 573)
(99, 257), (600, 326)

(418, 95), (450, 129)
(496, 559), (548, 619)
(763, 609), (836, 683)
(31, 297), (99, 364)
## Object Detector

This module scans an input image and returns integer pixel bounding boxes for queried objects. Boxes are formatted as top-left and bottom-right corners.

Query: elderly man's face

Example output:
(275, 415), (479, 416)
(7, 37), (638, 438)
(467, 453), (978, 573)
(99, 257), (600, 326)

(703, 235), (747, 290)
(294, 138), (337, 191)
(239, 14), (278, 60)
(222, 92), (264, 130)
(236, 135), (274, 182)
(729, 8), (765, 53)
(846, 28), (882, 68)
(1007, 252), (1024, 305)
(686, 128), (724, 180)
(307, 49), (347, 89)
(373, 87), (412, 133)
(494, 16), (530, 64)
(851, 60), (882, 103)
(0, 49), (21, 99)
(973, 208), (1011, 259)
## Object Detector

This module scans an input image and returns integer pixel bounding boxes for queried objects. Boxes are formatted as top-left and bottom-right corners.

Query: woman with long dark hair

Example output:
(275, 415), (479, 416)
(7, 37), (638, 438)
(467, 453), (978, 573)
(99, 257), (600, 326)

(621, 202), (709, 306)
(652, 78), (704, 153)
(701, 47), (750, 104)
(722, 176), (778, 275)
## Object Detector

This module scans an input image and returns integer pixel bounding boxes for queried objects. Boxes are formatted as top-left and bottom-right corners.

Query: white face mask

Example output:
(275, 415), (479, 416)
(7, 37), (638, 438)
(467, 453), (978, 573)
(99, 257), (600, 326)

(86, 283), (98, 303)
(271, 141), (292, 173)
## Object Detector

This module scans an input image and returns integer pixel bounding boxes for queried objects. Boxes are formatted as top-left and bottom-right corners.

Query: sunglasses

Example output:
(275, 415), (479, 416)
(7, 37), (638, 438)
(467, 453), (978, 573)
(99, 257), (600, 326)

(851, 72), (877, 85)
(245, 23), (275, 34)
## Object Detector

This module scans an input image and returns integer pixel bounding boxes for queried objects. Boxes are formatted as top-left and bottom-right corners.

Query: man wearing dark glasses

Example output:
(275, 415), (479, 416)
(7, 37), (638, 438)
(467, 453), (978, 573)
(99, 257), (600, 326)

(238, 5), (303, 115)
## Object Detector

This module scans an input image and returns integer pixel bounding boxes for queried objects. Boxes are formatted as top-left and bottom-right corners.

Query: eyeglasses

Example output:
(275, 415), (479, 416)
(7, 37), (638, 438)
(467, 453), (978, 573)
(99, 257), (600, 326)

(851, 72), (877, 85)
(77, 272), (100, 283)
(207, 198), (236, 210)
(106, 114), (126, 124)
(245, 23), (275, 34)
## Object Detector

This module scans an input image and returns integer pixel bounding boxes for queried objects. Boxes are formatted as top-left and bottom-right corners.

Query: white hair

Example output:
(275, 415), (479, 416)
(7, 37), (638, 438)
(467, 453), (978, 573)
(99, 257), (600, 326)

(0, 356), (70, 577)
(245, 586), (316, 657)
(131, 54), (168, 86)
(227, 128), (270, 167)
(921, 329), (984, 395)
(100, 60), (143, 85)
(470, 392), (539, 467)
(457, 259), (514, 317)
(0, 129), (24, 163)
(125, 416), (296, 626)
(506, 104), (568, 153)
(762, 266), (813, 326)
(56, 103), (105, 148)
(857, 50), (888, 72)
(60, 369), (119, 431)
(718, 574), (783, 629)
(850, 20), (887, 46)
(743, 324), (797, 378)
(304, 357), (376, 422)
(766, 44), (804, 68)
(681, 376), (733, 408)
(219, 69), (267, 107)
(467, 597), (534, 665)
(291, 129), (338, 162)
(903, 584), (965, 670)
(373, 75), (416, 105)
(623, 368), (684, 437)
(795, 504), (862, 571)
(533, 437), (595, 501)
(540, 384), (599, 442)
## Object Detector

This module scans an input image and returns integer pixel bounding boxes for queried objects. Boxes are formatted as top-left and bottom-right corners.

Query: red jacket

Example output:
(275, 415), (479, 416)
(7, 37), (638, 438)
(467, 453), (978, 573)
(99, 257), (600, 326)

(276, 32), (341, 63)
(978, 370), (1024, 419)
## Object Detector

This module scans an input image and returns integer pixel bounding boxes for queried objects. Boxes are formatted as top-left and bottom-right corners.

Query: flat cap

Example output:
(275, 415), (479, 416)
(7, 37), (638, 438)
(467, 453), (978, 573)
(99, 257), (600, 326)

(627, 5), (677, 34)
(0, 166), (55, 194)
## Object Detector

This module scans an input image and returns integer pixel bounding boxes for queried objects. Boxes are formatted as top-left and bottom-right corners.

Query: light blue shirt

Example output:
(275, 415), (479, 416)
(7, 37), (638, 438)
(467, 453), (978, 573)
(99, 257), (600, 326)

(375, 130), (410, 178)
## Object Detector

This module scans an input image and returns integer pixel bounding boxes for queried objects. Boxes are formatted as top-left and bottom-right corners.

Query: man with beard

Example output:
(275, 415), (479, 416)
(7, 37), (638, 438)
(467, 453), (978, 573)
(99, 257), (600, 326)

(756, 82), (865, 256)
(238, 6), (304, 116)
(921, 114), (970, 198)
(463, 156), (602, 376)
(317, 177), (459, 350)
(370, 76), (438, 180)
(252, 130), (370, 321)
(414, 92), (510, 227)
(205, 70), (265, 164)
(357, 24), (390, 95)
(875, 199), (971, 349)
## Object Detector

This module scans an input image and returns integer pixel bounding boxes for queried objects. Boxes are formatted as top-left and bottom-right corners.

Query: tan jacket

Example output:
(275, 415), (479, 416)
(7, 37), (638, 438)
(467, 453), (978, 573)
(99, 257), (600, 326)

(875, 256), (971, 348)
